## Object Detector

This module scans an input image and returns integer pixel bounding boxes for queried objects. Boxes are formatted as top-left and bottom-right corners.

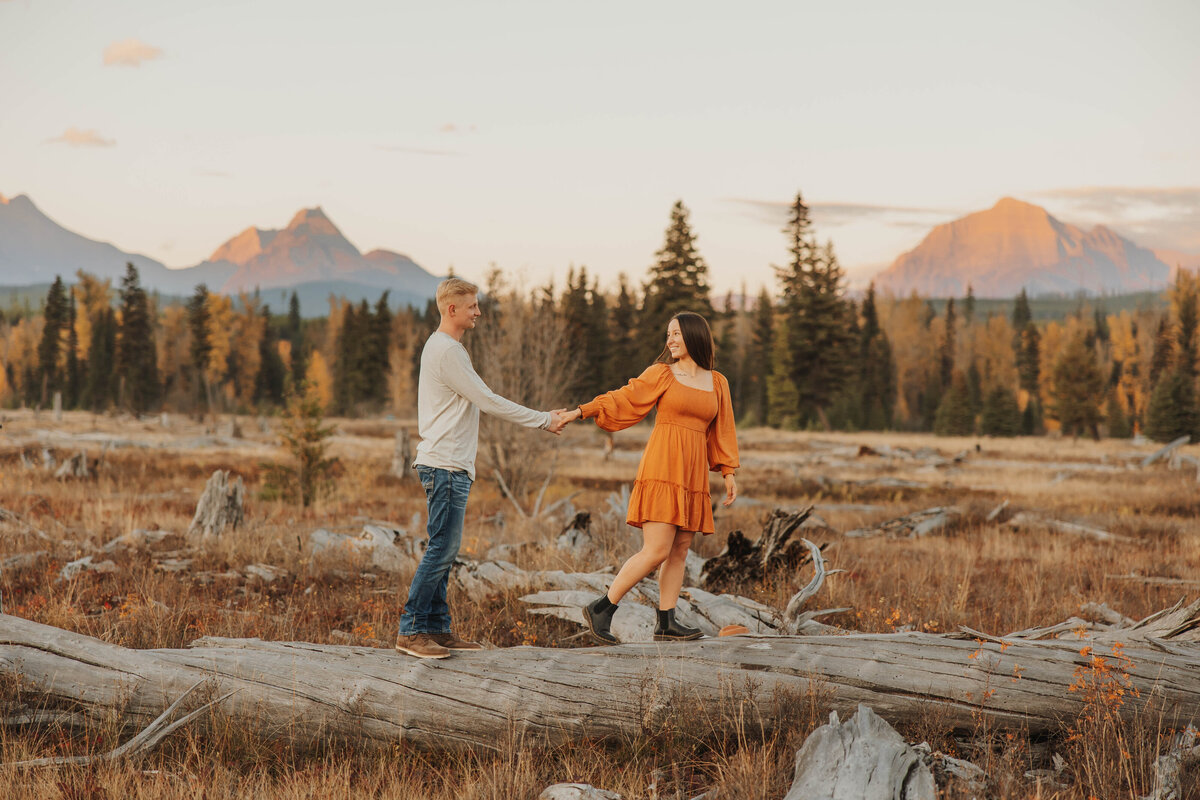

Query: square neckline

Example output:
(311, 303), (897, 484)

(666, 365), (715, 393)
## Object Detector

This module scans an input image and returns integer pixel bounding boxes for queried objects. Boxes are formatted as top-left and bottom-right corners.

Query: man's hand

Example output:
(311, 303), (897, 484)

(721, 473), (737, 507)
(546, 408), (572, 434)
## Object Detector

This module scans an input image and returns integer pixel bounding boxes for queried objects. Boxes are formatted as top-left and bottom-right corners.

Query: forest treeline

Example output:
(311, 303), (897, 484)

(1, 194), (1198, 443)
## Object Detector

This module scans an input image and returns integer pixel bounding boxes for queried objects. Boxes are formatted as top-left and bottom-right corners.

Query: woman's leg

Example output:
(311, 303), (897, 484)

(605, 522), (677, 603)
(656, 530), (695, 610)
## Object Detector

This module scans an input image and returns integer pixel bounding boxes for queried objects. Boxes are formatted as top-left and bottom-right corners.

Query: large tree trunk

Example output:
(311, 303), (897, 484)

(3, 613), (1199, 754)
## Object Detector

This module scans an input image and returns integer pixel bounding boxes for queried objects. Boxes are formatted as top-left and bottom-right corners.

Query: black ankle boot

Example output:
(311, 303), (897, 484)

(654, 607), (703, 642)
(584, 594), (619, 645)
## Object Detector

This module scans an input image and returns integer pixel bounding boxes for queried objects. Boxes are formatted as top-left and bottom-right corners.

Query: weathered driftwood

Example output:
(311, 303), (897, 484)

(5, 610), (1200, 753)
(53, 450), (90, 480)
(1141, 435), (1191, 468)
(309, 523), (423, 574)
(187, 470), (245, 541)
(1107, 572), (1200, 589)
(1005, 511), (1133, 543)
(1142, 725), (1200, 800)
(539, 784), (622, 800)
(784, 705), (935, 800)
(845, 506), (960, 539)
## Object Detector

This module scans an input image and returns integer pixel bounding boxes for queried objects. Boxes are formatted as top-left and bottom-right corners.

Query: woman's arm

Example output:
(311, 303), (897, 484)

(577, 364), (671, 432)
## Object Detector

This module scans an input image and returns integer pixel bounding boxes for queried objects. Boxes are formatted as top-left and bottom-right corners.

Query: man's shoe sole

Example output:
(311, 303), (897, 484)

(653, 632), (704, 642)
(394, 644), (451, 659)
(442, 643), (483, 651)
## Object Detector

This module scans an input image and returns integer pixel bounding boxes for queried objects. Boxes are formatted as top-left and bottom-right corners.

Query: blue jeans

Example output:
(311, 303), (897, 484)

(398, 466), (473, 636)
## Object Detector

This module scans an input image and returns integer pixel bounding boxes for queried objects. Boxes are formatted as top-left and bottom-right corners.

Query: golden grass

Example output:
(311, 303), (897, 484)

(2, 409), (1200, 798)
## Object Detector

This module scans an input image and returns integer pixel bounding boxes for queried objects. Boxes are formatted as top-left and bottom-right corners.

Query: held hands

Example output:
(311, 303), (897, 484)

(546, 407), (581, 434)
(722, 473), (738, 507)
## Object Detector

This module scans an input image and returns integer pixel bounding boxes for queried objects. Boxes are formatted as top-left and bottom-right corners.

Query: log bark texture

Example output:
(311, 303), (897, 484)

(4, 612), (1200, 754)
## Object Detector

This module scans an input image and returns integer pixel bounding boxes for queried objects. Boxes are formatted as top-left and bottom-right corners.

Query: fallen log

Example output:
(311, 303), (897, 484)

(844, 506), (961, 539)
(1005, 512), (1134, 544)
(1141, 435), (1190, 468)
(4, 611), (1200, 753)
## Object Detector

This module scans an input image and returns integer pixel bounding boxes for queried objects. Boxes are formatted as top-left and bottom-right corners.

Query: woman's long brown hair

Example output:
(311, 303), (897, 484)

(655, 311), (714, 371)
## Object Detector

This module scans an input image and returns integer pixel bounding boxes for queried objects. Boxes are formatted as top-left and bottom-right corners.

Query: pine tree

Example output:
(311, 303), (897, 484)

(766, 316), (799, 429)
(366, 291), (394, 404)
(560, 267), (593, 395)
(964, 284), (976, 326)
(1144, 369), (1199, 443)
(65, 292), (80, 408)
(746, 287), (774, 426)
(607, 274), (639, 385)
(36, 276), (69, 406)
(115, 263), (160, 413)
(188, 283), (213, 412)
(1011, 288), (1032, 333)
(940, 298), (956, 389)
(583, 275), (610, 397)
(776, 193), (854, 428)
(1105, 390), (1132, 438)
(82, 307), (116, 411)
(966, 360), (983, 417)
(1149, 315), (1173, 387)
(1016, 324), (1041, 395)
(639, 200), (713, 363)
(856, 283), (896, 429)
(255, 304), (287, 407)
(1051, 333), (1104, 439)
(287, 290), (306, 386)
(980, 384), (1021, 436)
(934, 373), (974, 436)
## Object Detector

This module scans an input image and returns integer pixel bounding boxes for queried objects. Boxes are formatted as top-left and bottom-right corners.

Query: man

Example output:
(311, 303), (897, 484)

(396, 277), (570, 659)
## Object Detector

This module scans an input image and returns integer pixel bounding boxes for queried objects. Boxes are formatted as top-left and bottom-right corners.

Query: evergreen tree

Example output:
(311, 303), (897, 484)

(115, 263), (160, 413)
(1149, 315), (1174, 387)
(639, 200), (713, 363)
(1176, 274), (1198, 379)
(334, 302), (366, 413)
(1016, 324), (1041, 396)
(940, 298), (957, 389)
(36, 276), (69, 406)
(746, 287), (774, 426)
(934, 373), (974, 436)
(856, 283), (896, 429)
(980, 384), (1021, 436)
(964, 284), (976, 326)
(187, 283), (213, 412)
(1144, 369), (1200, 443)
(560, 268), (593, 395)
(776, 193), (853, 428)
(766, 316), (799, 429)
(1021, 398), (1043, 436)
(255, 304), (287, 407)
(287, 290), (306, 385)
(366, 291), (394, 404)
(1105, 390), (1132, 439)
(1051, 333), (1104, 439)
(966, 359), (983, 417)
(65, 292), (80, 408)
(1011, 288), (1032, 332)
(584, 276), (610, 396)
(607, 274), (639, 384)
(82, 307), (116, 411)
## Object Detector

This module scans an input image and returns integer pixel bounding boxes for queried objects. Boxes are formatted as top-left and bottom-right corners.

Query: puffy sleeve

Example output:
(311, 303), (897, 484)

(707, 371), (740, 476)
(579, 363), (672, 432)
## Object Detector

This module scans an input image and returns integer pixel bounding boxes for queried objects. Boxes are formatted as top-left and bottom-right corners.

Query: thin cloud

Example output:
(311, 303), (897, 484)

(103, 38), (164, 67)
(45, 127), (115, 147)
(1033, 186), (1200, 254)
(727, 198), (957, 229)
(376, 144), (461, 157)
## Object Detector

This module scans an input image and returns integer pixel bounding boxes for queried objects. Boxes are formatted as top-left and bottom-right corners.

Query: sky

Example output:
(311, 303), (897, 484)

(2, 0), (1198, 294)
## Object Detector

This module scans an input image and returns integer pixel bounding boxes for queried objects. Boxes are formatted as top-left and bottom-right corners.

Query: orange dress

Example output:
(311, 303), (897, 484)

(579, 362), (739, 535)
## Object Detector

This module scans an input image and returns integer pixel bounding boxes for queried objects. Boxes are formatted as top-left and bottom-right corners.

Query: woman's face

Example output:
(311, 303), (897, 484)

(666, 319), (689, 361)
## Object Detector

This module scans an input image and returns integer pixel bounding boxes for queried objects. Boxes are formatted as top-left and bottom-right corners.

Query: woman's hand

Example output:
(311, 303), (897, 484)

(722, 473), (737, 507)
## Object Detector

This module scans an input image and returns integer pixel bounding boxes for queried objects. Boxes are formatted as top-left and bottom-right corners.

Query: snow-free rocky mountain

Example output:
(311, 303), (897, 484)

(872, 197), (1175, 297)
(0, 193), (441, 310)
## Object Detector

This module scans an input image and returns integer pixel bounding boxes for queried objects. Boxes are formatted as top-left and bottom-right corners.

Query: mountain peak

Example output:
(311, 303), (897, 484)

(287, 206), (329, 226)
(874, 197), (1170, 297)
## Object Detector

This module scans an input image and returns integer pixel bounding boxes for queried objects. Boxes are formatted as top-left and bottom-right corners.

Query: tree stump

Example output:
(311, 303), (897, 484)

(53, 451), (90, 481)
(785, 705), (936, 800)
(187, 470), (245, 541)
(391, 429), (413, 480)
(701, 507), (819, 593)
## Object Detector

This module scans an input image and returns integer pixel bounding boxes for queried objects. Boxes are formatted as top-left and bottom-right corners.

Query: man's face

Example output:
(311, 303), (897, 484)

(449, 294), (482, 331)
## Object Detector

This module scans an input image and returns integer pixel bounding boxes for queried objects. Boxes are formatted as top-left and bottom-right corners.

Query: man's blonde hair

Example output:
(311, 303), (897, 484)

(436, 277), (479, 314)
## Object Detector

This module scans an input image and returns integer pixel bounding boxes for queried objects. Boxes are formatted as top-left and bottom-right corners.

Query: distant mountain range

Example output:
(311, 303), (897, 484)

(873, 197), (1181, 297)
(0, 193), (442, 312)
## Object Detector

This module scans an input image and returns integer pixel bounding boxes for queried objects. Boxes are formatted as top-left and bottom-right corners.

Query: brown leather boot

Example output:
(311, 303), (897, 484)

(431, 632), (484, 650)
(394, 633), (452, 659)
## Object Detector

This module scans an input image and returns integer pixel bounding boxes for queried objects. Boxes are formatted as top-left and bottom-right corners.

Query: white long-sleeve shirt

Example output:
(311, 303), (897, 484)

(413, 331), (551, 480)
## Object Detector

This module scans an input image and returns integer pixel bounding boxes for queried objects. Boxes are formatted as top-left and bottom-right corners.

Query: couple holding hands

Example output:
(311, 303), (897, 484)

(396, 278), (739, 660)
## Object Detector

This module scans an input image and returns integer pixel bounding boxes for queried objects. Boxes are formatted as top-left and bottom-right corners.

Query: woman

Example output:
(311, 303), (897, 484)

(564, 311), (739, 643)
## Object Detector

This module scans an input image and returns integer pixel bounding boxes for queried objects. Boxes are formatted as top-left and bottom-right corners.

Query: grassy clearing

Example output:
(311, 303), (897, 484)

(1, 409), (1199, 798)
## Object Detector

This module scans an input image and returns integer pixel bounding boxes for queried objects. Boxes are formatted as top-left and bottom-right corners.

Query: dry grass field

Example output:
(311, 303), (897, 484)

(1, 408), (1199, 799)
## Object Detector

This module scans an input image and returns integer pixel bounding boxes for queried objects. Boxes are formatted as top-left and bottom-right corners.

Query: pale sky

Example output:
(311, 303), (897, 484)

(2, 0), (1198, 294)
